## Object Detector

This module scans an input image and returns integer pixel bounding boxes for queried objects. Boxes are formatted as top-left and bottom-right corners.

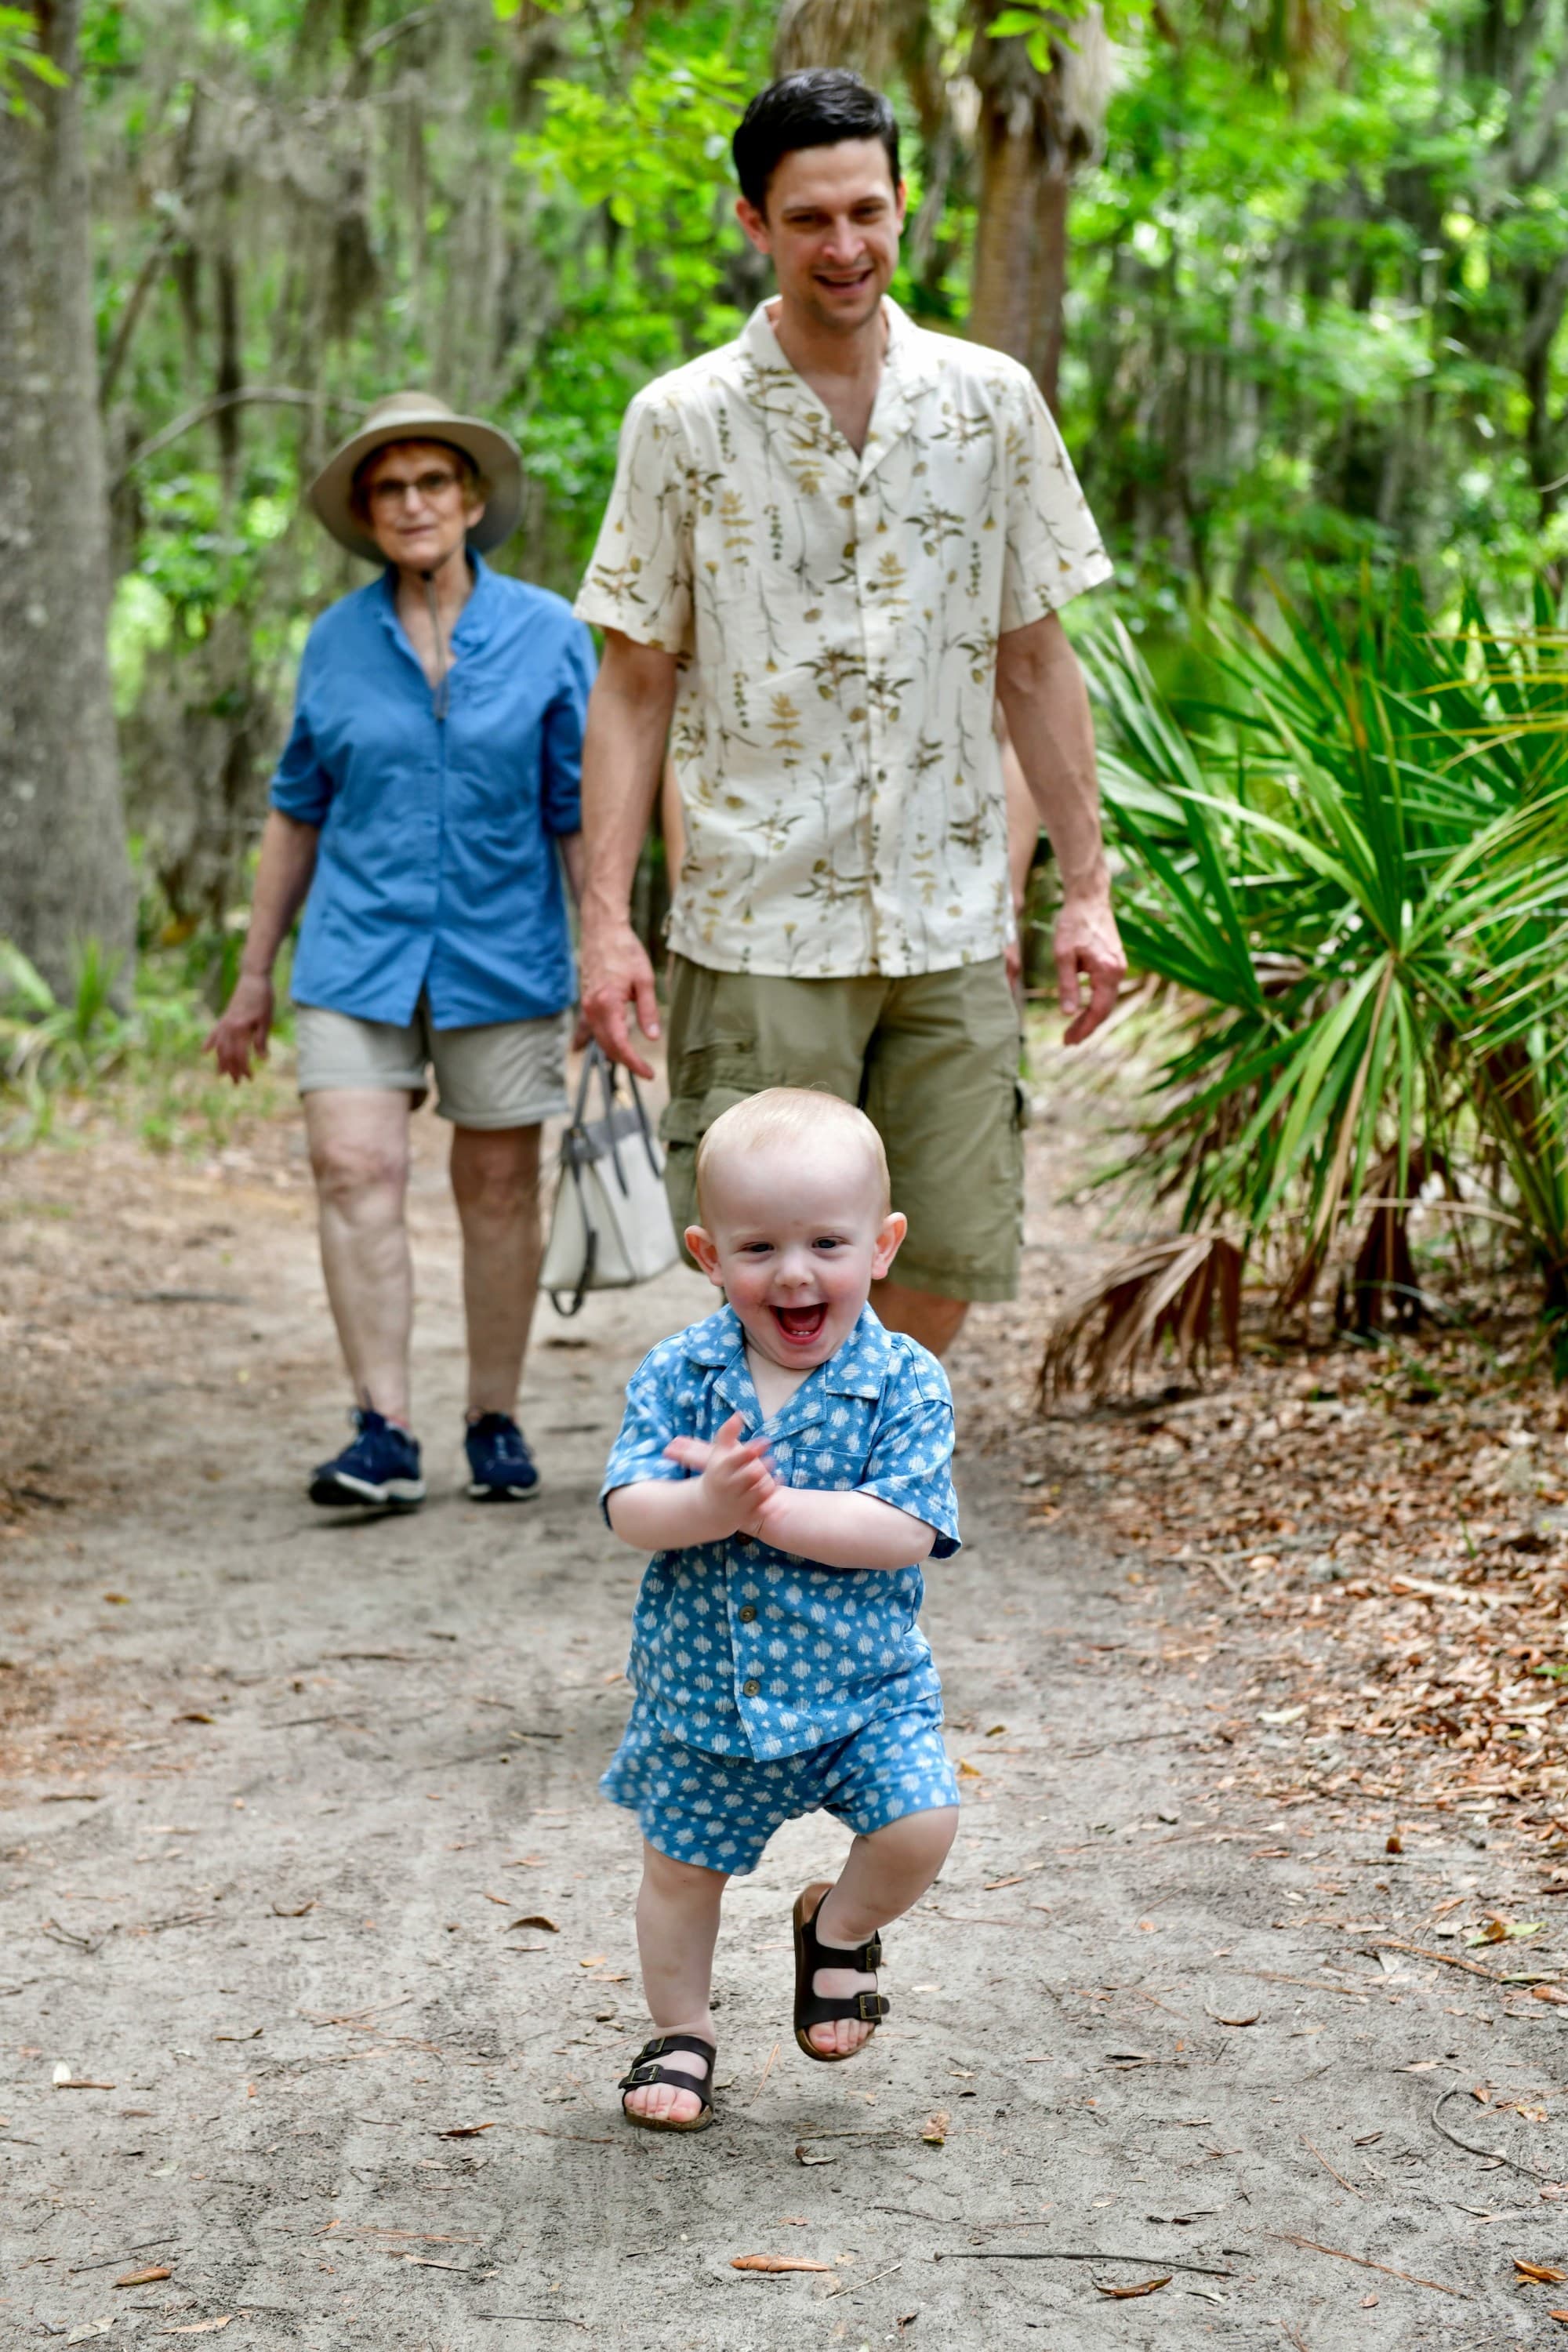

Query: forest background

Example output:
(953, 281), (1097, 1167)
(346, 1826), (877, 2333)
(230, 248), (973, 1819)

(4, 0), (1568, 1345)
(5, 0), (1566, 968)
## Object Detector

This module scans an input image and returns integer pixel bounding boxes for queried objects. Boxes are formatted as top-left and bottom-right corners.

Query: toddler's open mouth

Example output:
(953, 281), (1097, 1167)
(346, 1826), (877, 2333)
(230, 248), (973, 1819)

(771, 1302), (828, 1346)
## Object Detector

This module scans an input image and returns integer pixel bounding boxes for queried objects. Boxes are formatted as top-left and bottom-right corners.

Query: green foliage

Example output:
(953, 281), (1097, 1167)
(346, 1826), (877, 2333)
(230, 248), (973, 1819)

(1068, 0), (1568, 617)
(1087, 572), (1568, 1320)
(0, 916), (290, 1156)
(0, 6), (67, 117)
(517, 49), (748, 234)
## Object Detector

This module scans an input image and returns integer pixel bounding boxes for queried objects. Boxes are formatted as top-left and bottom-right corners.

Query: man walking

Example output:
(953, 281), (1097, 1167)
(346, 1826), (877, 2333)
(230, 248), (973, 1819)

(575, 70), (1123, 1355)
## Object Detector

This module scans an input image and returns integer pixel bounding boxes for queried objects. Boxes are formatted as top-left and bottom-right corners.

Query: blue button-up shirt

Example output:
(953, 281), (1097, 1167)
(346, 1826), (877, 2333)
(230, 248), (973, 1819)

(601, 1303), (960, 1761)
(270, 556), (594, 1029)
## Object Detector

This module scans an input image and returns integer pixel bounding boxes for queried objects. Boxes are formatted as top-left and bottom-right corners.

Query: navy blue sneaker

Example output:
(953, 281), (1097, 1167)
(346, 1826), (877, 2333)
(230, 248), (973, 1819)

(464, 1412), (540, 1502)
(309, 1409), (426, 1510)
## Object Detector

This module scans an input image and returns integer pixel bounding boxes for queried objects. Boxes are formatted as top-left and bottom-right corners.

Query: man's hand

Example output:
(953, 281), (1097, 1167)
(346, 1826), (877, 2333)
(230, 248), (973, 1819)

(578, 914), (661, 1080)
(664, 1412), (776, 1538)
(1054, 889), (1126, 1044)
(205, 971), (274, 1083)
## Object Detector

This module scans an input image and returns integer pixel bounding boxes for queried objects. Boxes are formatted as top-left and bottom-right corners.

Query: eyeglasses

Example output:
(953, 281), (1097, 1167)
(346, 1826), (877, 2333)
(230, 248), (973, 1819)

(366, 470), (462, 510)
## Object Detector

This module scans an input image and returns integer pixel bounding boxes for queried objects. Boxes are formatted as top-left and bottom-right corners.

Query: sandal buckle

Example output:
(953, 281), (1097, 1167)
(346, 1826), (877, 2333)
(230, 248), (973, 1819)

(860, 1936), (882, 1970)
(856, 1991), (889, 2023)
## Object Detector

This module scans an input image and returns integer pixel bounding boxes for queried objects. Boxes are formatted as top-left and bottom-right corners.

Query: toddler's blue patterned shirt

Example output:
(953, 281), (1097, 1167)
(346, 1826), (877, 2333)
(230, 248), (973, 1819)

(601, 1303), (960, 1761)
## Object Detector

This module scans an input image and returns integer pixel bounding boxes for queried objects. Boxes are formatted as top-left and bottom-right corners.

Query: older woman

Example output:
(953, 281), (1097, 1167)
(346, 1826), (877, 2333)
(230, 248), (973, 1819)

(207, 390), (593, 1511)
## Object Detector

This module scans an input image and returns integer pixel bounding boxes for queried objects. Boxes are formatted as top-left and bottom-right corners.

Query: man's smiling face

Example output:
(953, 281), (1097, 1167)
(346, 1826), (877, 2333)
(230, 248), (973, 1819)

(737, 138), (906, 336)
(686, 1133), (906, 1376)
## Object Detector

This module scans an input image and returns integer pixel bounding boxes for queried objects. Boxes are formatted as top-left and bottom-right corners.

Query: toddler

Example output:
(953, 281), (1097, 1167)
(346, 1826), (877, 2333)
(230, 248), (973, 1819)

(599, 1087), (961, 2131)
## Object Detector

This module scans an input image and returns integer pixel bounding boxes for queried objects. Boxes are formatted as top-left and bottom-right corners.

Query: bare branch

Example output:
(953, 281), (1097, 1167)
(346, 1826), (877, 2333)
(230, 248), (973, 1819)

(112, 387), (364, 492)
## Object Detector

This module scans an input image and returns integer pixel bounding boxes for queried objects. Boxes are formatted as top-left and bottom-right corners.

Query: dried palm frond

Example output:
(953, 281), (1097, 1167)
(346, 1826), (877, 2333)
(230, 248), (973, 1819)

(1040, 1233), (1244, 1406)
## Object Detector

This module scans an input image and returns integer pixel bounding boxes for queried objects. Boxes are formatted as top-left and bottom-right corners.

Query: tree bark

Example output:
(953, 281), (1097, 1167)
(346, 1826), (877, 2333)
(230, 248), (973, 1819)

(966, 2), (1109, 415)
(0, 0), (134, 999)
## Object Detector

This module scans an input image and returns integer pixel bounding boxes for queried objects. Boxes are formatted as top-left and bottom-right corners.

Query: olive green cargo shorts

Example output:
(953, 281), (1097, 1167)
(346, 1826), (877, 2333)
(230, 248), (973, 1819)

(662, 953), (1025, 1304)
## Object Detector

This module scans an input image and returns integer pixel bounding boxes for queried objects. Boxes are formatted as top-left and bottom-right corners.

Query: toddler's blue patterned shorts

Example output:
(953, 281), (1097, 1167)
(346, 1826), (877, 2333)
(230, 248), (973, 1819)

(601, 1700), (960, 1875)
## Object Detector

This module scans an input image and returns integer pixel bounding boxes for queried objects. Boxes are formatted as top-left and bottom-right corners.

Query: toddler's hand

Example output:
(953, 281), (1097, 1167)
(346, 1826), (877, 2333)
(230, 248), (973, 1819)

(668, 1413), (776, 1540)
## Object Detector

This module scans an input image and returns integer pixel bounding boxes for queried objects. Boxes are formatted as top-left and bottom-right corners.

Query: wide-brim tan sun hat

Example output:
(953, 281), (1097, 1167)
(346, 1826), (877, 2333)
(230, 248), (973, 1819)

(308, 390), (523, 564)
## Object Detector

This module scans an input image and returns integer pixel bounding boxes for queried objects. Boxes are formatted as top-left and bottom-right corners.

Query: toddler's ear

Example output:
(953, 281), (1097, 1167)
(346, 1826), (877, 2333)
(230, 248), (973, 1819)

(686, 1224), (725, 1287)
(871, 1210), (908, 1280)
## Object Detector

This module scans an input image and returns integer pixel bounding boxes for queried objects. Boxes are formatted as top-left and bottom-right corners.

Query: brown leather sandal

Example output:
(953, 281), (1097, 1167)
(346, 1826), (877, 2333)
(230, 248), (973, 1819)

(616, 2032), (716, 2132)
(792, 1879), (889, 2063)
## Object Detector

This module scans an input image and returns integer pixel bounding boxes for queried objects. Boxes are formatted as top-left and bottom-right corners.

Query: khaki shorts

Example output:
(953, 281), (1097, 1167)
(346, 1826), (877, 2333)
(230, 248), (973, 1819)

(662, 955), (1025, 1303)
(294, 998), (570, 1130)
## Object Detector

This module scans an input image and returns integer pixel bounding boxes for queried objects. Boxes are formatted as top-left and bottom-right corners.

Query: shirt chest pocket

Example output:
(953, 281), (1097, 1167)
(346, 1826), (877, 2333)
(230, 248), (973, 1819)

(774, 1436), (866, 1493)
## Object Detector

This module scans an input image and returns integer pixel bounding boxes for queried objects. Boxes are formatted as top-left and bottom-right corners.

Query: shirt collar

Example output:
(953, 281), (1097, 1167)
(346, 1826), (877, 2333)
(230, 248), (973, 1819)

(739, 297), (933, 481)
(376, 548), (496, 651)
(681, 1300), (891, 1403)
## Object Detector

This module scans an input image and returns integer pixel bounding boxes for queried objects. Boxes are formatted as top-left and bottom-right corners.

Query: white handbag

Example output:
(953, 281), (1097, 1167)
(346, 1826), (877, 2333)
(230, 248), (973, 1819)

(539, 1045), (680, 1316)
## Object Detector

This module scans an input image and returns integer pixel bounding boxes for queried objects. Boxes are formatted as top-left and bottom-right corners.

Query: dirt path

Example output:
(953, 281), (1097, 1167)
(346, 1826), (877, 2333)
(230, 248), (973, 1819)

(2, 1094), (1566, 2350)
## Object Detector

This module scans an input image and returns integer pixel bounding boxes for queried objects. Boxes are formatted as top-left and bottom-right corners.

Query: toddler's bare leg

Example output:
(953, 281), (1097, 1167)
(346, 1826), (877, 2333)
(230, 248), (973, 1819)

(623, 1841), (728, 2124)
(809, 1806), (958, 2059)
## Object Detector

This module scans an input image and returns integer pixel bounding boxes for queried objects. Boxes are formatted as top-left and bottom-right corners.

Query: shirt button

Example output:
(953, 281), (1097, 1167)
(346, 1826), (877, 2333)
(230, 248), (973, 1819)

(739, 1606), (757, 1622)
(742, 1679), (760, 1697)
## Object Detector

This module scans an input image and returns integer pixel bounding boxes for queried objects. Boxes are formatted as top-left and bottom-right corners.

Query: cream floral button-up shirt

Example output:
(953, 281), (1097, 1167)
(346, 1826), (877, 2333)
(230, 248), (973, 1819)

(576, 297), (1112, 978)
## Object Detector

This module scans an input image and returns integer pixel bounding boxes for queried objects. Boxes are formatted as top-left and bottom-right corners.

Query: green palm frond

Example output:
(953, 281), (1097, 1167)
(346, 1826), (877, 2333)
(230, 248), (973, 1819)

(1080, 568), (1568, 1336)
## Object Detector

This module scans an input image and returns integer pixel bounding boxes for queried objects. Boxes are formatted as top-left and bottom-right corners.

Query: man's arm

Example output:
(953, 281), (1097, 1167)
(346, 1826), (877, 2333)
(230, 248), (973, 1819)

(204, 809), (320, 1082)
(995, 611), (1127, 1045)
(578, 630), (680, 1077)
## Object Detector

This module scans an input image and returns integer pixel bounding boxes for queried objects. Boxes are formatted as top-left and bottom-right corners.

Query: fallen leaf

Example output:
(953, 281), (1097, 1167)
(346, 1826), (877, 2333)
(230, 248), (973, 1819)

(1386, 1833), (1403, 1854)
(985, 1723), (1006, 1736)
(956, 1760), (982, 1780)
(56, 2078), (116, 2090)
(213, 2028), (263, 2042)
(794, 2143), (836, 2165)
(1094, 2276), (1171, 2299)
(161, 2322), (234, 2337)
(1258, 1706), (1305, 1726)
(271, 1899), (315, 1918)
(435, 2122), (498, 2139)
(116, 2263), (173, 2287)
(922, 2111), (949, 2146)
(174, 1711), (216, 1725)
(1534, 1985), (1568, 2007)
(1467, 1916), (1542, 1946)
(578, 1954), (607, 1968)
(103, 1593), (130, 1605)
(731, 2254), (833, 2273)
(1517, 2260), (1568, 2285)
(1205, 2005), (1261, 2027)
(508, 1915), (558, 1933)
(481, 1891), (512, 1906)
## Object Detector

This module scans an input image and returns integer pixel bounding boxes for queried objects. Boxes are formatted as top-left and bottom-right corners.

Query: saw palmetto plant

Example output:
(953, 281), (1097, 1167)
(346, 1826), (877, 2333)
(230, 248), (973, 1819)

(1050, 572), (1568, 1396)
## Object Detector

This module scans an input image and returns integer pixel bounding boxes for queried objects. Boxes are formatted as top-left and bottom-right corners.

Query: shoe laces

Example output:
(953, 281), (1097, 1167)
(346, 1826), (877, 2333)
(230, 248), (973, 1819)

(471, 1411), (528, 1462)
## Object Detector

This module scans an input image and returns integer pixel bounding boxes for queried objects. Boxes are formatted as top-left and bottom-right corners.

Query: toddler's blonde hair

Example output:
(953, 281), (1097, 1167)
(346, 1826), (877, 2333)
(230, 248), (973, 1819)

(694, 1087), (890, 1222)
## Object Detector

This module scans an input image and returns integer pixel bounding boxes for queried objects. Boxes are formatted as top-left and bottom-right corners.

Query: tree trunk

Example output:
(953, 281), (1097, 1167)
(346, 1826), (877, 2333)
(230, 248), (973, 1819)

(0, 1), (133, 1000)
(966, 2), (1110, 415)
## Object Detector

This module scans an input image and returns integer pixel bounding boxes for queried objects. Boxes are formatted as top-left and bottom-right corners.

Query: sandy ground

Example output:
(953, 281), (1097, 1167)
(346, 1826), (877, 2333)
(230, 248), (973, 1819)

(3, 1087), (1568, 2350)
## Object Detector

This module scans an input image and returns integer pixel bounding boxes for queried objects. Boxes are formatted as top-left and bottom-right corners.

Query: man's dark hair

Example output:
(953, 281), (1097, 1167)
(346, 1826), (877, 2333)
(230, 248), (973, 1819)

(731, 70), (900, 213)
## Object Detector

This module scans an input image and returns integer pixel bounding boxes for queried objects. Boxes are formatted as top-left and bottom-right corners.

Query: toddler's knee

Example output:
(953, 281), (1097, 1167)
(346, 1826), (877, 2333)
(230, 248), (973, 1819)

(873, 1804), (959, 1866)
(641, 1843), (728, 1900)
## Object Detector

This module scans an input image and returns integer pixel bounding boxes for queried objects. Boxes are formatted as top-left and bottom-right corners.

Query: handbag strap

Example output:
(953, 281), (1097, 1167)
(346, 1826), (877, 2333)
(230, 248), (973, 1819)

(573, 1040), (661, 1194)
